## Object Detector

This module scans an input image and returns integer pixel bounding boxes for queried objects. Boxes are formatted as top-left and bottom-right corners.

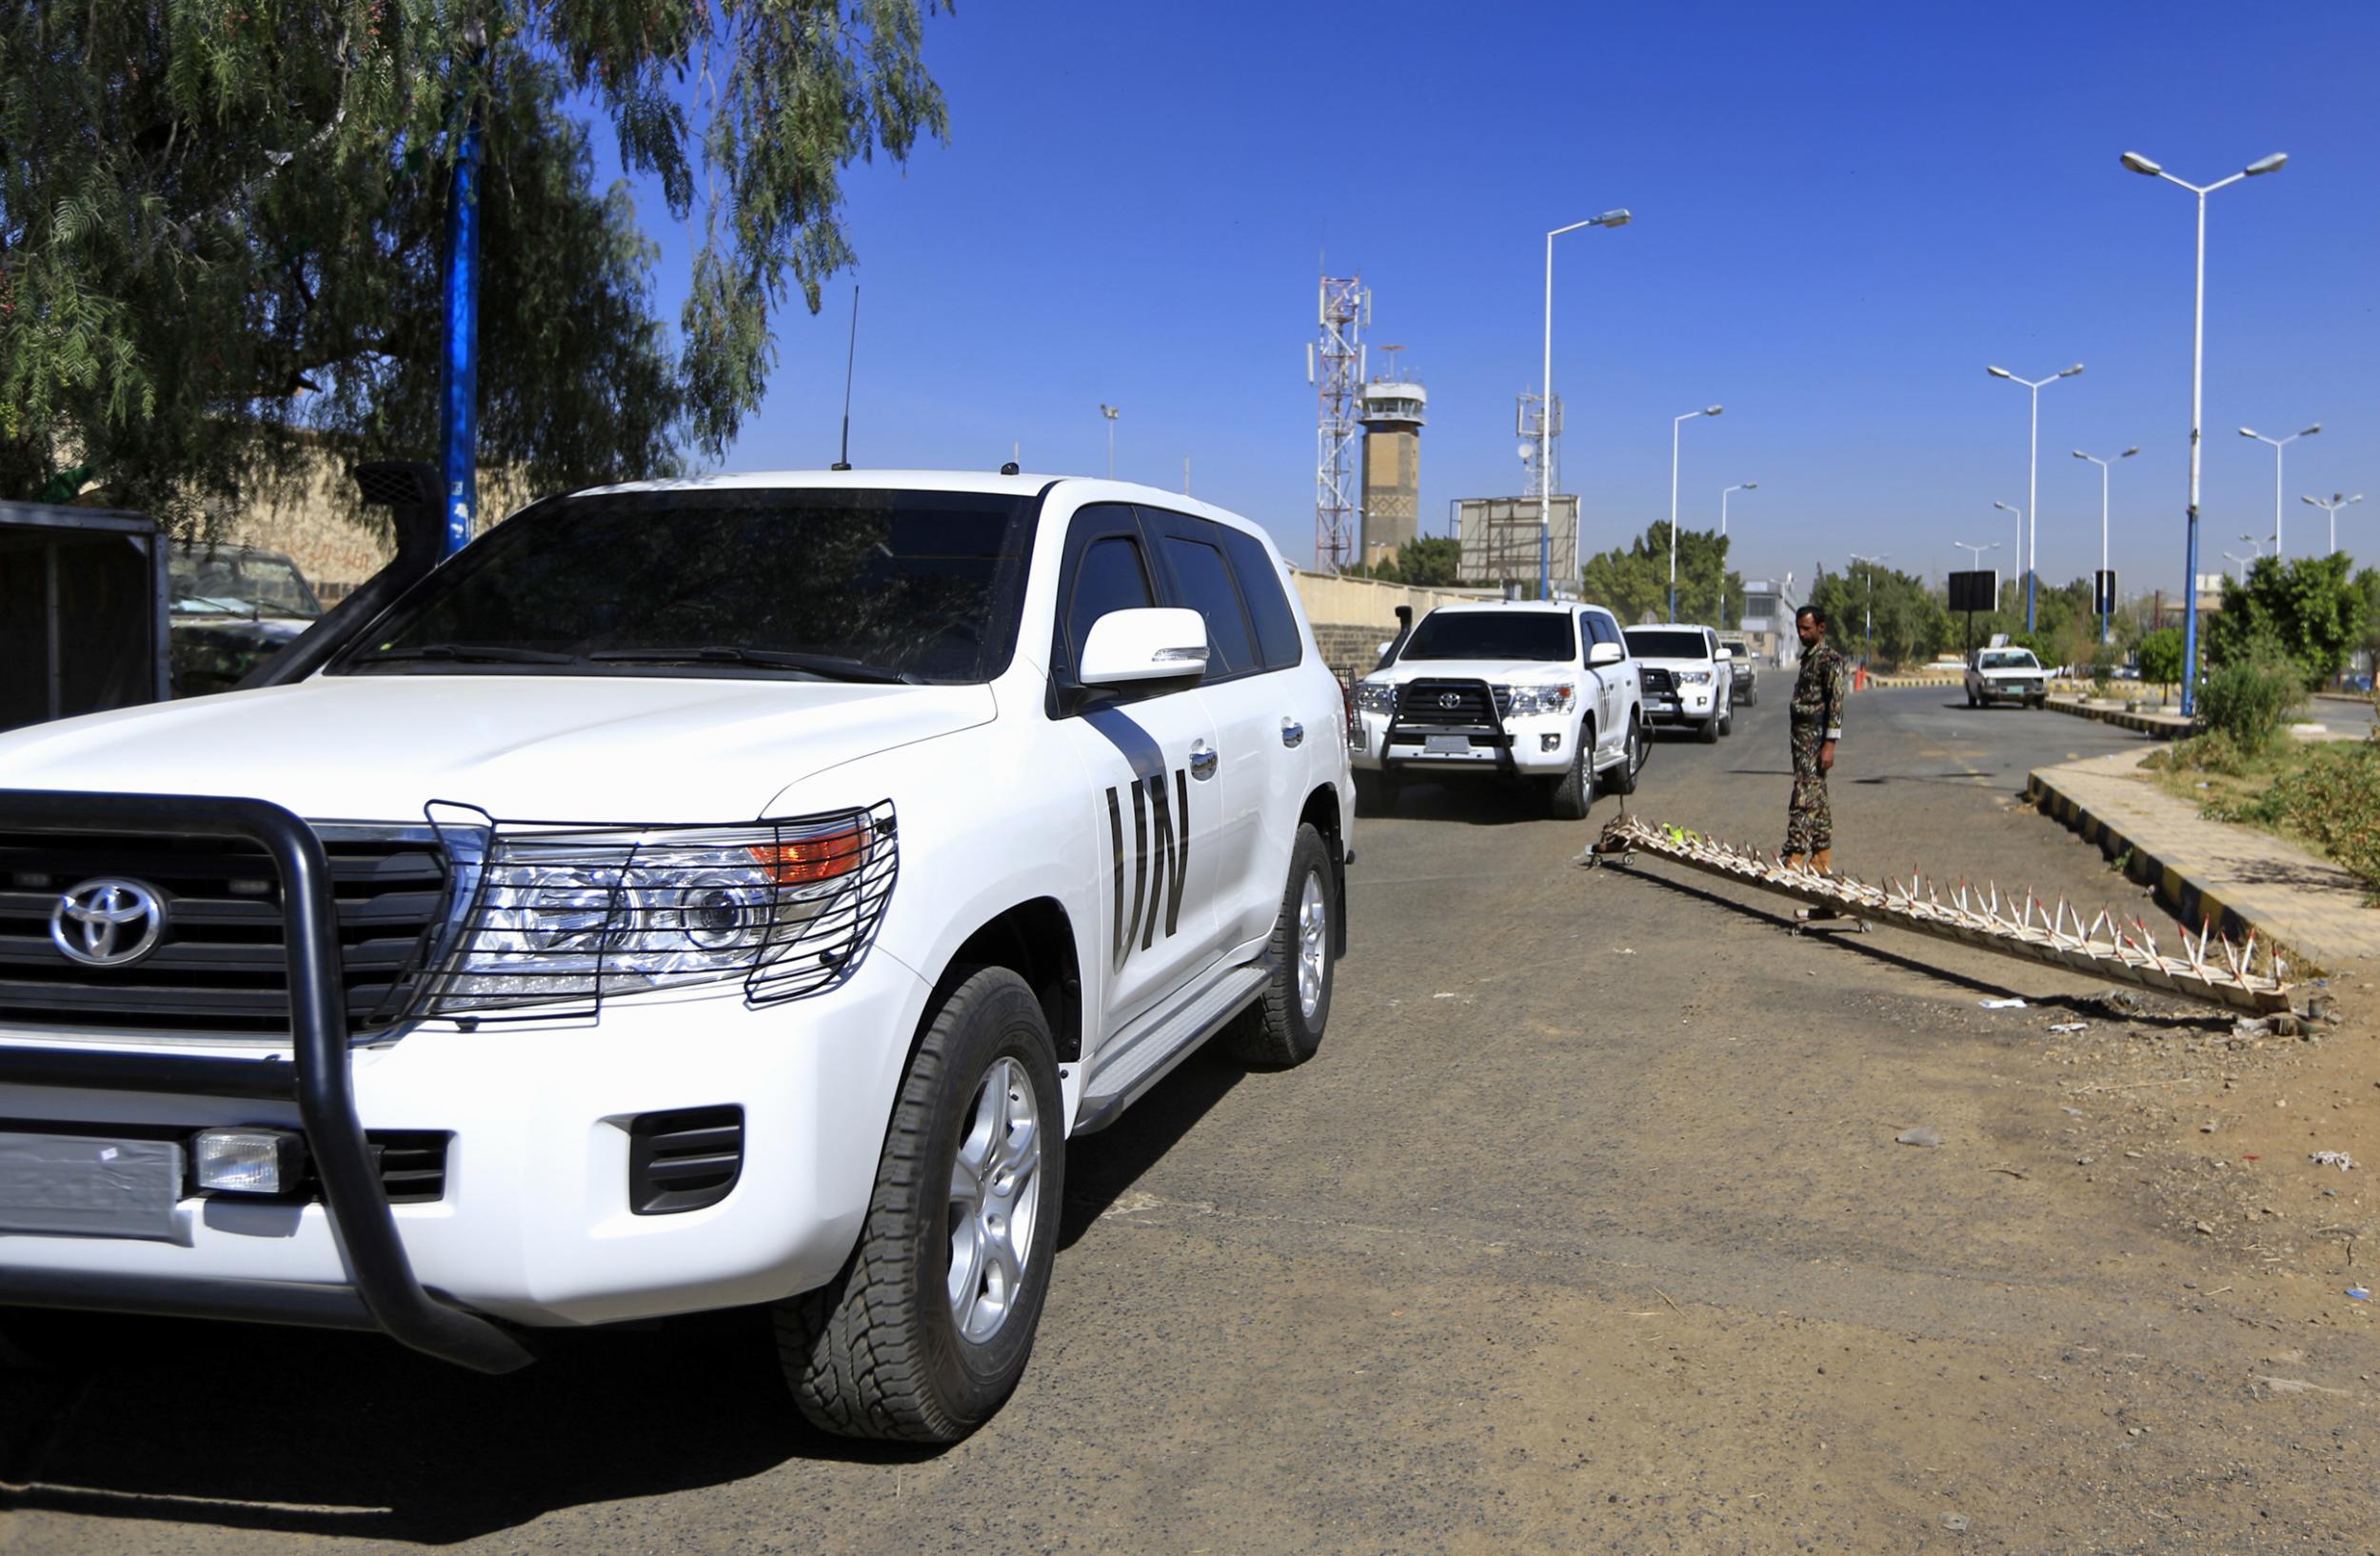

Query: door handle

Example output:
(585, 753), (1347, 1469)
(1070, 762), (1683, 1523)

(1279, 718), (1305, 748)
(1189, 742), (1219, 780)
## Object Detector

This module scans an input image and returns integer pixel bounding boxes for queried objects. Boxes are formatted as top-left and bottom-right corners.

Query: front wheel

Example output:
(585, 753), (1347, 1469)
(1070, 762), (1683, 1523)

(776, 968), (1064, 1443)
(1717, 699), (1735, 738)
(1740, 683), (1757, 707)
(1697, 710), (1721, 745)
(1548, 731), (1594, 820)
(1228, 824), (1336, 1067)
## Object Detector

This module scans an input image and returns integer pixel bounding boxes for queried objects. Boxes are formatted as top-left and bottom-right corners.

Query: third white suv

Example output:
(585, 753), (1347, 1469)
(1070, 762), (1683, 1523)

(1625, 623), (1735, 744)
(1349, 601), (1645, 819)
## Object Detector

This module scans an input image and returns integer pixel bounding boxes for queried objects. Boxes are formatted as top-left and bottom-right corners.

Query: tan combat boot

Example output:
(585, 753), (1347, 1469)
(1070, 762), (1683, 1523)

(1810, 848), (1834, 876)
(1781, 852), (1807, 871)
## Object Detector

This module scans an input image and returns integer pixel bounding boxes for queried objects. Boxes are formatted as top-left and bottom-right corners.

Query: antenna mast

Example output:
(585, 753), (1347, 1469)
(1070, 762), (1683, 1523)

(832, 285), (860, 470)
(1309, 274), (1366, 570)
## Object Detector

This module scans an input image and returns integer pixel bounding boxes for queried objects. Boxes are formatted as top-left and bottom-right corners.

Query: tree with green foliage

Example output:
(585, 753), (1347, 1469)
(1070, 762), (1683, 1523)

(1397, 535), (1462, 588)
(2135, 626), (2185, 691)
(1805, 561), (1948, 669)
(1577, 523), (1738, 626)
(2204, 553), (2370, 687)
(1, 2), (947, 529)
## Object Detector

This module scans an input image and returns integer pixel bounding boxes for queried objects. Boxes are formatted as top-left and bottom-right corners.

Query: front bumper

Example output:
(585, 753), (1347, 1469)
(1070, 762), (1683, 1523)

(0, 789), (929, 1364)
(1644, 687), (1718, 725)
(1974, 680), (2046, 700)
(1351, 708), (1575, 777)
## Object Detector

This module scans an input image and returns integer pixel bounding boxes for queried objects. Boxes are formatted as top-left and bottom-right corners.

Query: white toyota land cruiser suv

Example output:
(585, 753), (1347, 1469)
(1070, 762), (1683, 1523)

(1966, 645), (2050, 708)
(0, 470), (1353, 1444)
(1624, 623), (1735, 744)
(1348, 600), (1645, 818)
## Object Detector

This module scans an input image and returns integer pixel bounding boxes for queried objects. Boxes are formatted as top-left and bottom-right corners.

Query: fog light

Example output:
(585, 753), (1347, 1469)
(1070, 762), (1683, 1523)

(191, 1128), (307, 1194)
(1540, 732), (1562, 751)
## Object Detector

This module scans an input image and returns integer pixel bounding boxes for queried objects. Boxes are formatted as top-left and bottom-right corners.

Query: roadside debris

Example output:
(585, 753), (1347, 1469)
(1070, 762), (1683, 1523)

(2095, 988), (2146, 1016)
(1895, 1127), (1945, 1147)
(1980, 997), (2027, 1009)
(2310, 1151), (2358, 1171)
(2048, 1021), (2088, 1033)
(2347, 1287), (2371, 1302)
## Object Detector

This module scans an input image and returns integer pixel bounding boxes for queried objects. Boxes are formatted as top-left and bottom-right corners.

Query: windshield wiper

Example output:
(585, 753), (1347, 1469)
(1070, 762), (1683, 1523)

(585, 646), (915, 683)
(360, 643), (584, 665)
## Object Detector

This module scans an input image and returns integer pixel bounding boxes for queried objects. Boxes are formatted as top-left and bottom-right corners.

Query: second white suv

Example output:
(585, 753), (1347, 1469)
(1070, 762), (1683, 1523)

(1625, 623), (1735, 743)
(1349, 601), (1645, 819)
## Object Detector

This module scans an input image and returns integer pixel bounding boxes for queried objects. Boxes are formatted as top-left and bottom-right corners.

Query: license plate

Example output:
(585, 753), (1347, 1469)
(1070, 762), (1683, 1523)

(1423, 734), (1471, 755)
(0, 1132), (183, 1240)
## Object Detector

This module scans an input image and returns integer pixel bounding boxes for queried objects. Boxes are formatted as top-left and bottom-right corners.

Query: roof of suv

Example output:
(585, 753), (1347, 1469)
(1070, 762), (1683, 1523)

(568, 469), (1279, 543)
(1425, 600), (1611, 616)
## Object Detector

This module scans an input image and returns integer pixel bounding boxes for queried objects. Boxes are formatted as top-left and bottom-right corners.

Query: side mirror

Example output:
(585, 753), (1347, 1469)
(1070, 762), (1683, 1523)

(1587, 641), (1624, 667)
(1717, 645), (1737, 659)
(1081, 607), (1208, 688)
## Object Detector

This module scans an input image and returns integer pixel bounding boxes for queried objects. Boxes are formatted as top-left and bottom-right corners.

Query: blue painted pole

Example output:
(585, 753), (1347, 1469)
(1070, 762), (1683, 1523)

(438, 120), (484, 558)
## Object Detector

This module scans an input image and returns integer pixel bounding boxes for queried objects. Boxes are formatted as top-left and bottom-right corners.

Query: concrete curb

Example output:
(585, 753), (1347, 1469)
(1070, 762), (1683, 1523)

(2040, 696), (2191, 738)
(2025, 765), (2321, 977)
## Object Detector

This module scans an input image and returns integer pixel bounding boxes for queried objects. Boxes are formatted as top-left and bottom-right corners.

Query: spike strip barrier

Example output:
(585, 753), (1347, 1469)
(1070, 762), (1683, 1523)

(1586, 816), (2292, 1017)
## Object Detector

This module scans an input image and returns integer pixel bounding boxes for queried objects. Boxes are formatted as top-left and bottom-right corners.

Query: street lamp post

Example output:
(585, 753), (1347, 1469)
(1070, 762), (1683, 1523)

(2222, 549), (2253, 585)
(2120, 147), (2289, 718)
(2240, 423), (2321, 556)
(2303, 492), (2365, 555)
(1993, 502), (2024, 611)
(1668, 405), (1723, 621)
(2073, 446), (2139, 645)
(1849, 552), (1889, 665)
(1540, 209), (1633, 600)
(1953, 539), (2002, 569)
(2241, 530), (2266, 560)
(1986, 363), (2084, 631)
(1719, 481), (1757, 628)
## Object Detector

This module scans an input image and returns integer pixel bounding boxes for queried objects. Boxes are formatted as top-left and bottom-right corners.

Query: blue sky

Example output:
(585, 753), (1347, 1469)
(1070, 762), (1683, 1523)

(596, 0), (2379, 597)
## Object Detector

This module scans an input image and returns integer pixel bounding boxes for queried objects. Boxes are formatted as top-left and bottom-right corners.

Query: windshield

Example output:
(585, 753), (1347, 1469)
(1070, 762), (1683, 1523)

(169, 550), (323, 619)
(333, 488), (1039, 682)
(1398, 611), (1574, 663)
(1624, 628), (1711, 661)
(1977, 649), (2039, 670)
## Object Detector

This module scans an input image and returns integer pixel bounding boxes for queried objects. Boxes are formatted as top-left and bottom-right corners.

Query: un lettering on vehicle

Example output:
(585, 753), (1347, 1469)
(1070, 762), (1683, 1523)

(1104, 769), (1189, 972)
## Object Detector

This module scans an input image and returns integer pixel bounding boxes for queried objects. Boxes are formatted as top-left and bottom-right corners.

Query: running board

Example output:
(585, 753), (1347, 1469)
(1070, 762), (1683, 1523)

(1586, 816), (2293, 1017)
(1074, 965), (1269, 1134)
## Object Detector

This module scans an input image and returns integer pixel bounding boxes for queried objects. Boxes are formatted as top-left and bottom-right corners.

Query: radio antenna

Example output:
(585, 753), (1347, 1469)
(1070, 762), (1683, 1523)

(832, 285), (860, 470)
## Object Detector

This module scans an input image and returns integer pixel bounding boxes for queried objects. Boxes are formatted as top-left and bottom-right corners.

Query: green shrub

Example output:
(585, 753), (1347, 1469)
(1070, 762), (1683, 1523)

(2222, 738), (2380, 902)
(2195, 639), (2305, 754)
(2136, 627), (2185, 688)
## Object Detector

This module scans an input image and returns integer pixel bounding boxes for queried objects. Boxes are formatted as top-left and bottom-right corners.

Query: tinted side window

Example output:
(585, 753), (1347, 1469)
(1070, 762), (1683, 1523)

(1158, 529), (1258, 679)
(1066, 536), (1156, 665)
(1220, 527), (1303, 671)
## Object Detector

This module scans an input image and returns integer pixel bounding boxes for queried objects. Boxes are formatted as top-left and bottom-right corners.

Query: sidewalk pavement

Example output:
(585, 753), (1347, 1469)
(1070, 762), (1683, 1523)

(2029, 748), (2380, 978)
(2042, 695), (2192, 737)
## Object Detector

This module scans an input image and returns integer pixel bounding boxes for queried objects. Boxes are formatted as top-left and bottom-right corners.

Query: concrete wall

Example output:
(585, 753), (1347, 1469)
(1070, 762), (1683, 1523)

(1288, 568), (1494, 684)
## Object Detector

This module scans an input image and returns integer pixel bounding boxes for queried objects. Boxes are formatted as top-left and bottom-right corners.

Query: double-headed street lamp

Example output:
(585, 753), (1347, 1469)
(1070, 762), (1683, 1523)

(2239, 423), (2320, 556)
(1986, 363), (2084, 631)
(1953, 539), (2002, 570)
(1718, 481), (1756, 628)
(2073, 445), (2138, 644)
(1993, 501), (2024, 608)
(2303, 491), (2365, 555)
(1100, 404), (1121, 479)
(2120, 146), (2289, 718)
(1540, 209), (1633, 600)
(1668, 405), (1723, 621)
(2222, 549), (2254, 585)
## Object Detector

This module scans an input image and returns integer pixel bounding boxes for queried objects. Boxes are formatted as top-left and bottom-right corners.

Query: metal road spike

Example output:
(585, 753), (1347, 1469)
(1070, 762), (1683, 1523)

(2240, 930), (2256, 975)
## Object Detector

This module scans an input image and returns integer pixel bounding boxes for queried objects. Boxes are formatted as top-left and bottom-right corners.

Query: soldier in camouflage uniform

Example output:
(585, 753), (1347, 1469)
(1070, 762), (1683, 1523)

(1784, 604), (1848, 872)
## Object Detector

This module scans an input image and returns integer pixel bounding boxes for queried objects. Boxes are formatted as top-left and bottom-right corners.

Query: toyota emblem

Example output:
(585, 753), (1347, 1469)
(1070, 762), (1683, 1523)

(1438, 692), (1463, 709)
(50, 878), (169, 968)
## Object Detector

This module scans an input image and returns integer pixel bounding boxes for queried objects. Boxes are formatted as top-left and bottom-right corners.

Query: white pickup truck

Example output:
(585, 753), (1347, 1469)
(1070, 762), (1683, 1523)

(1623, 624), (1735, 743)
(1966, 646), (2050, 708)
(1348, 600), (1646, 819)
(0, 469), (1353, 1444)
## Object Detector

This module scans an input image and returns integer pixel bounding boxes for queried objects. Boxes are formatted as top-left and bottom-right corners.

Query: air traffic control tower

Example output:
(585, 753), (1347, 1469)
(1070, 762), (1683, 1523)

(1357, 376), (1426, 567)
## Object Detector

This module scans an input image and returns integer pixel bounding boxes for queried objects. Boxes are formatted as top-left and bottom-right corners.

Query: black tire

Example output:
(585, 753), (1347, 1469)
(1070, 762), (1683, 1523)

(1697, 710), (1720, 744)
(1717, 698), (1735, 738)
(1226, 824), (1336, 1067)
(1608, 717), (1644, 796)
(776, 968), (1064, 1443)
(1966, 687), (1977, 708)
(2028, 695), (2046, 709)
(1354, 771), (1398, 815)
(1740, 683), (1757, 707)
(1548, 730), (1594, 820)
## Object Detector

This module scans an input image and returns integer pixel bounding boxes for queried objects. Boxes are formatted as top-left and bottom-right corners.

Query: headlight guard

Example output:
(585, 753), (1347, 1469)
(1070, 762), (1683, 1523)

(422, 800), (898, 1019)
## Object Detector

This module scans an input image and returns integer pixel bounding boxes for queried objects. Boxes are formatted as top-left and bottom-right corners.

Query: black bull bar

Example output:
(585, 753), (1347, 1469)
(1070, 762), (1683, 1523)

(0, 789), (532, 1373)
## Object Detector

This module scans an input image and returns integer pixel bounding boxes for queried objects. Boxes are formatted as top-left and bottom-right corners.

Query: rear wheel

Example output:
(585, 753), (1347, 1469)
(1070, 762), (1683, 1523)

(1227, 824), (1336, 1067)
(1607, 718), (1644, 796)
(775, 968), (1063, 1443)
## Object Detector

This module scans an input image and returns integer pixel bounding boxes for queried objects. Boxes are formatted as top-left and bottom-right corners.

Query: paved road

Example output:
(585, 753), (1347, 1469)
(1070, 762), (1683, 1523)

(5, 688), (2371, 1553)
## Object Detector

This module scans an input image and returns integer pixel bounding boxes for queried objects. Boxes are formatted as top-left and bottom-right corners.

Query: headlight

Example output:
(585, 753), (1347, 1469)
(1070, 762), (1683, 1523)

(1675, 669), (1715, 687)
(1496, 682), (1576, 716)
(1354, 679), (1399, 713)
(431, 805), (896, 1014)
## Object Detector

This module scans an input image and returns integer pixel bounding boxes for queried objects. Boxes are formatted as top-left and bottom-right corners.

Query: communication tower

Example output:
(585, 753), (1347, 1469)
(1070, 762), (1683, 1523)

(1306, 274), (1368, 570)
(1516, 390), (1561, 503)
